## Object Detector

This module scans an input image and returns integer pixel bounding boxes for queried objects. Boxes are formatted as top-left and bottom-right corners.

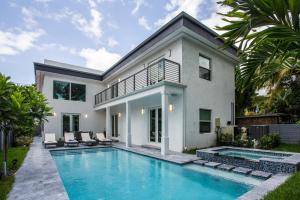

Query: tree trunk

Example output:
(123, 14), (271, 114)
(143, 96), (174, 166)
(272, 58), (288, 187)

(3, 130), (8, 176)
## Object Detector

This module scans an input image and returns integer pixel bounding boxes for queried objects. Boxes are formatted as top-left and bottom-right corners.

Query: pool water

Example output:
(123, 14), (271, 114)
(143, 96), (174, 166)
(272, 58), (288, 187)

(216, 148), (290, 160)
(51, 148), (253, 200)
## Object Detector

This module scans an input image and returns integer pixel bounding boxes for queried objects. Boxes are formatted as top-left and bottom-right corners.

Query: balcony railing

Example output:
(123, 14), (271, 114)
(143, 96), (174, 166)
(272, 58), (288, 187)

(94, 58), (181, 105)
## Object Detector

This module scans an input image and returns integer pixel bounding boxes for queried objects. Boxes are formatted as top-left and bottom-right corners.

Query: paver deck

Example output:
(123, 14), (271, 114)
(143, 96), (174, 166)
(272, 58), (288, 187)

(193, 160), (209, 165)
(204, 162), (221, 168)
(217, 164), (235, 171)
(233, 167), (252, 175)
(250, 170), (272, 179)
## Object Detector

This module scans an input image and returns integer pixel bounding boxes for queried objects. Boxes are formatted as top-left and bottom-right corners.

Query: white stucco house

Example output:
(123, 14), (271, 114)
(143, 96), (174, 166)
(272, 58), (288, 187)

(34, 12), (237, 155)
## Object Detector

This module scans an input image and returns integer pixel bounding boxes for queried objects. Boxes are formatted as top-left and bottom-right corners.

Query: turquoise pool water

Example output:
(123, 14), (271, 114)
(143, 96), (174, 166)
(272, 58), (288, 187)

(51, 148), (253, 200)
(216, 148), (290, 160)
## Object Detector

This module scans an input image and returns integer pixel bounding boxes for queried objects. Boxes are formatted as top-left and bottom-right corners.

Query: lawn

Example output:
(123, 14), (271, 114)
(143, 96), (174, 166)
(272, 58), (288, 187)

(262, 144), (300, 200)
(0, 146), (29, 200)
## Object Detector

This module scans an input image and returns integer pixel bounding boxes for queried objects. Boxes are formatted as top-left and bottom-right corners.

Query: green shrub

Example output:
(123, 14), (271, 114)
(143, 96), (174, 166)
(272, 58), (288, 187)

(14, 136), (33, 147)
(259, 133), (280, 149)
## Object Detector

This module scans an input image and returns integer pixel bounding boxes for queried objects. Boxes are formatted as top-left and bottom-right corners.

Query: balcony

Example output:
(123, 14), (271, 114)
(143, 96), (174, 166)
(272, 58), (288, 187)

(95, 58), (181, 106)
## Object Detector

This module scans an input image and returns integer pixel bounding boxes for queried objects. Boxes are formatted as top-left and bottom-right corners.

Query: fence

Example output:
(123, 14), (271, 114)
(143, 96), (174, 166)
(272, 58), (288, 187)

(244, 124), (300, 144)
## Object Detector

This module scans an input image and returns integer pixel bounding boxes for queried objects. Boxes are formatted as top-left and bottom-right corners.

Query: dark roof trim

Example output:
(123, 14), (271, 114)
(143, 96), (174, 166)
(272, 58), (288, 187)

(34, 62), (102, 81)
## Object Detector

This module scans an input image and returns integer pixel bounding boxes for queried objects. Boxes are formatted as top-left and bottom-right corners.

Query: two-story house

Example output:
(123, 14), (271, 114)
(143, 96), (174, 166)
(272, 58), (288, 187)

(34, 12), (237, 155)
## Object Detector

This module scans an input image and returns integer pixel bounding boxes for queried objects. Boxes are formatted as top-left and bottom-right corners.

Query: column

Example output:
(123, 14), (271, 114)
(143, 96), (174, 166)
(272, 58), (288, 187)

(126, 101), (132, 147)
(106, 107), (112, 139)
(161, 91), (169, 155)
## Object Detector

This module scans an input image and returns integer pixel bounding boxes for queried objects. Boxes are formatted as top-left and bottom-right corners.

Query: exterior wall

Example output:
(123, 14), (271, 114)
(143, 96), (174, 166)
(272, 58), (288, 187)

(182, 38), (236, 149)
(106, 39), (182, 86)
(42, 73), (106, 140)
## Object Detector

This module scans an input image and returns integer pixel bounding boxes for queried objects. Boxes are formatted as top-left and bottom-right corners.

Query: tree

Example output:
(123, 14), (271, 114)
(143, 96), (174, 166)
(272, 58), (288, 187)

(0, 74), (51, 176)
(217, 0), (300, 116)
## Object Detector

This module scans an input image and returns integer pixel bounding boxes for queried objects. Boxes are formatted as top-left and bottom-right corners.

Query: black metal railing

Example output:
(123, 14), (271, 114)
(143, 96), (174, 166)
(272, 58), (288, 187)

(94, 58), (181, 106)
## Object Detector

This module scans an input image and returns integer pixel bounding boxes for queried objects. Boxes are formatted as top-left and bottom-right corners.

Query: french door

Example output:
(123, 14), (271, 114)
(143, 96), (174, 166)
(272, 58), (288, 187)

(63, 114), (79, 135)
(149, 108), (162, 143)
(111, 114), (118, 138)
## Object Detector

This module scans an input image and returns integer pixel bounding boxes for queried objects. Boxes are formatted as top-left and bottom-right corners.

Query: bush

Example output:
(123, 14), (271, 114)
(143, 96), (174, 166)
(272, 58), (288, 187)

(14, 136), (33, 147)
(259, 133), (280, 149)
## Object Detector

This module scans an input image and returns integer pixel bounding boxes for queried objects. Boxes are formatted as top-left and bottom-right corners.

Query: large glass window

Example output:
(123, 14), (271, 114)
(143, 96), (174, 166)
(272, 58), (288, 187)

(53, 80), (70, 100)
(199, 55), (211, 80)
(199, 109), (211, 133)
(53, 80), (86, 102)
(71, 83), (86, 101)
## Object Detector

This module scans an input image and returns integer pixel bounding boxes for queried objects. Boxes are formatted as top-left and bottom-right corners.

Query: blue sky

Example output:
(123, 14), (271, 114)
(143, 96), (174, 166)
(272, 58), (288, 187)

(0, 0), (227, 84)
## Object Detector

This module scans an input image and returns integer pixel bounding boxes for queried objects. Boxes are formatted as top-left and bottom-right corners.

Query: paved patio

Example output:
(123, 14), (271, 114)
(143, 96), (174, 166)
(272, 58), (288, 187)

(8, 137), (199, 200)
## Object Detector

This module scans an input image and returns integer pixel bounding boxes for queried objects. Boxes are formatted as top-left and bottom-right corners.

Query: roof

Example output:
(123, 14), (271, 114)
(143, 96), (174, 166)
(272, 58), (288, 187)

(34, 12), (237, 81)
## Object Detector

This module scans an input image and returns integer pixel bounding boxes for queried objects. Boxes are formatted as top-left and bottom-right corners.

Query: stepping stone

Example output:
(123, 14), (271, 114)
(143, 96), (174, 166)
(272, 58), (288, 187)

(193, 160), (208, 165)
(232, 167), (252, 175)
(250, 170), (272, 179)
(204, 162), (221, 168)
(217, 164), (235, 171)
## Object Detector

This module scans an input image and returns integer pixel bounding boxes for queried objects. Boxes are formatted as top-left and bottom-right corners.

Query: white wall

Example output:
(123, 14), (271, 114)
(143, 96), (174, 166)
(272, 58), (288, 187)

(42, 73), (106, 140)
(182, 38), (236, 149)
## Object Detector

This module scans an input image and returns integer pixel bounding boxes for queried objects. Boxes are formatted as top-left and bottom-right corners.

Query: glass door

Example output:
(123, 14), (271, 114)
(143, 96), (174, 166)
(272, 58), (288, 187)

(62, 114), (79, 135)
(111, 114), (118, 138)
(149, 108), (162, 143)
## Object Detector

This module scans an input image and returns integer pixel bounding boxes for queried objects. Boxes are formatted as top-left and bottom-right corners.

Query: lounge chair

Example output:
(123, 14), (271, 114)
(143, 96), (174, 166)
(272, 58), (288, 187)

(64, 132), (79, 147)
(81, 132), (97, 146)
(44, 133), (57, 148)
(95, 133), (112, 145)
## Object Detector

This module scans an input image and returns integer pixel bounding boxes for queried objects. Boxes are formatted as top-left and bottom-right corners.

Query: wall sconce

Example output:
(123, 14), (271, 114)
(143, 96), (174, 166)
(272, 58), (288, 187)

(118, 112), (121, 118)
(118, 78), (121, 82)
(53, 112), (57, 117)
(84, 114), (88, 118)
(141, 108), (145, 115)
(169, 104), (174, 112)
(107, 84), (110, 88)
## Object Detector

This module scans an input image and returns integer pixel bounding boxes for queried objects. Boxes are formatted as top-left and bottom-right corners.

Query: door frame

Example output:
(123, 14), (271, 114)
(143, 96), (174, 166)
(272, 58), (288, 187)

(148, 106), (162, 145)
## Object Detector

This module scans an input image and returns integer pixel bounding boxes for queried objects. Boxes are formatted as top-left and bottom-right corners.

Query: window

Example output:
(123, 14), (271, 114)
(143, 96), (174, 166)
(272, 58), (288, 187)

(199, 54), (211, 80)
(199, 109), (211, 133)
(62, 114), (79, 135)
(53, 80), (86, 102)
(71, 83), (86, 101)
(53, 80), (70, 100)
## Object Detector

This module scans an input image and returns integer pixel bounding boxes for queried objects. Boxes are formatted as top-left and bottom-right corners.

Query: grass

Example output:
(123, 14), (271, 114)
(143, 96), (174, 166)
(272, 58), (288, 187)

(182, 148), (198, 154)
(0, 146), (29, 200)
(273, 144), (300, 153)
(261, 144), (300, 200)
(263, 172), (300, 200)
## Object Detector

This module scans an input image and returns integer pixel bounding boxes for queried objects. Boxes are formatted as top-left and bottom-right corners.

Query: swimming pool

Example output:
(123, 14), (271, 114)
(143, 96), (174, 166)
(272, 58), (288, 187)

(51, 148), (254, 200)
(216, 148), (291, 161)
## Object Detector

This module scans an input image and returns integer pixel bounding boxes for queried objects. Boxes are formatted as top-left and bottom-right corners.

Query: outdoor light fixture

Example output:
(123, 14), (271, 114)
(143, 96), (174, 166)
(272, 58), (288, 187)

(107, 84), (110, 88)
(53, 112), (57, 117)
(118, 112), (121, 118)
(118, 78), (121, 82)
(84, 114), (88, 118)
(169, 104), (174, 112)
(141, 108), (145, 115)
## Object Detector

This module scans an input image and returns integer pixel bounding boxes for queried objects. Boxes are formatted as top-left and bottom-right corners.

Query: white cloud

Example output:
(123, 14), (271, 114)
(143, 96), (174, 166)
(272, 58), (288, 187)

(71, 3), (103, 39)
(0, 29), (44, 55)
(201, 2), (230, 33)
(155, 0), (204, 27)
(138, 16), (151, 30)
(131, 0), (147, 15)
(37, 43), (77, 55)
(107, 37), (119, 47)
(79, 47), (121, 70)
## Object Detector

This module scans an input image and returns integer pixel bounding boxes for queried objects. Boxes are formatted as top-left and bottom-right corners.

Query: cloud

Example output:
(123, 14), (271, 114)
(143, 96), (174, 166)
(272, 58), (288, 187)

(0, 29), (44, 55)
(37, 43), (77, 55)
(79, 47), (121, 70)
(155, 0), (204, 27)
(131, 0), (147, 15)
(138, 16), (151, 30)
(107, 37), (119, 47)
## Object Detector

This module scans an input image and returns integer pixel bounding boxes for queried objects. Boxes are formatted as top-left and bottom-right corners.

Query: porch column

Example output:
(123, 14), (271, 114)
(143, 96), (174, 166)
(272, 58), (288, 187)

(161, 91), (169, 155)
(106, 107), (112, 139)
(126, 101), (132, 147)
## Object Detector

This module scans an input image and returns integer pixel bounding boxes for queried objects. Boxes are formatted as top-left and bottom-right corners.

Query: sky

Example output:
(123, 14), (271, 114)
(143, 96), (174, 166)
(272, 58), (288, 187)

(0, 0), (228, 84)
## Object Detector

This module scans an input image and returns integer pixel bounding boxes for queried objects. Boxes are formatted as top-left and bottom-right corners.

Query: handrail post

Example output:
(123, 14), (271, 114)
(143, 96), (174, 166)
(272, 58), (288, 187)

(133, 75), (135, 91)
(178, 64), (181, 83)
(162, 59), (166, 80)
(146, 68), (149, 86)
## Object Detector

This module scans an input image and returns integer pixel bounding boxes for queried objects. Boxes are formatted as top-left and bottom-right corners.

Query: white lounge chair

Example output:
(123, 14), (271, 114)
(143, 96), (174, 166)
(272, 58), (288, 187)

(44, 133), (57, 148)
(81, 132), (97, 146)
(64, 132), (79, 147)
(95, 133), (112, 145)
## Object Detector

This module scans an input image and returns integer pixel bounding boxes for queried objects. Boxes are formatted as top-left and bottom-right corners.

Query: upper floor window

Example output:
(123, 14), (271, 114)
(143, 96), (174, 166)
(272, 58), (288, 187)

(199, 109), (211, 133)
(53, 80), (86, 102)
(199, 54), (211, 80)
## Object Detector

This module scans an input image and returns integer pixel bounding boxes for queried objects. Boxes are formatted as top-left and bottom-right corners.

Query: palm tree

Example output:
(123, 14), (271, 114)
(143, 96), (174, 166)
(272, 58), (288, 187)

(217, 0), (300, 114)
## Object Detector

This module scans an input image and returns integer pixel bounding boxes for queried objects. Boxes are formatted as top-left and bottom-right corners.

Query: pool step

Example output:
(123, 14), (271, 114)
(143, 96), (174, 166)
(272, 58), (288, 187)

(232, 167), (252, 175)
(204, 162), (221, 168)
(250, 170), (272, 179)
(193, 160), (208, 165)
(217, 164), (235, 171)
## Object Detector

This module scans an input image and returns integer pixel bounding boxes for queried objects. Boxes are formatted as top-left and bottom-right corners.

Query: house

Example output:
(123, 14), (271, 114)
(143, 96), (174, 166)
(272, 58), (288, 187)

(34, 12), (237, 155)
